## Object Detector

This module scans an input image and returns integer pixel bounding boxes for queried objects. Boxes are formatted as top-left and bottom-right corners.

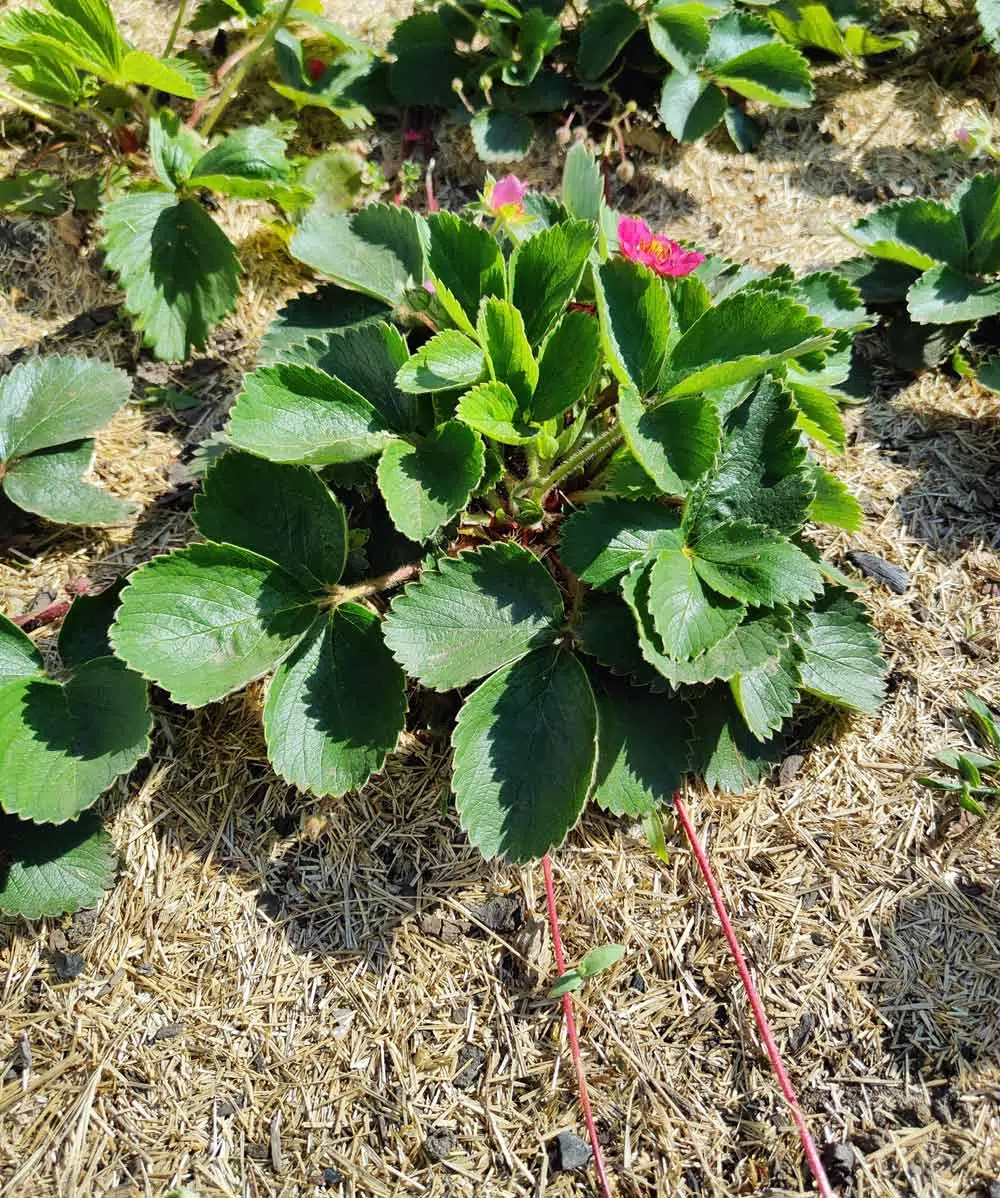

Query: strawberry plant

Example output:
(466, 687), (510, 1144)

(839, 171), (1000, 374)
(0, 586), (151, 919)
(110, 145), (885, 861)
(918, 691), (1000, 818)
(0, 356), (135, 526)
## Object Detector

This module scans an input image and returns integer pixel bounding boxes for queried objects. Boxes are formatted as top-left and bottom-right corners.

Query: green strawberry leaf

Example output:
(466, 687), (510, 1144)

(575, 590), (666, 689)
(396, 331), (486, 393)
(188, 124), (299, 202)
(731, 641), (802, 741)
(0, 810), (117, 919)
(377, 421), (485, 542)
(470, 110), (535, 163)
(648, 3), (712, 72)
(0, 613), (44, 682)
(260, 285), (387, 365)
(808, 463), (863, 531)
(387, 11), (466, 107)
(457, 380), (538, 444)
(689, 685), (785, 792)
(383, 543), (563, 690)
(263, 604), (406, 797)
(619, 388), (720, 495)
(504, 7), (562, 84)
(703, 9), (775, 61)
(0, 354), (130, 461)
(711, 41), (813, 108)
(148, 109), (203, 189)
(57, 579), (127, 670)
(788, 382), (846, 452)
(509, 221), (597, 346)
(453, 645), (597, 861)
(531, 311), (601, 422)
(793, 271), (871, 332)
(844, 198), (968, 272)
(954, 171), (1000, 275)
(477, 297), (538, 408)
(0, 657), (150, 824)
(102, 192), (240, 362)
(647, 546), (746, 659)
(578, 0), (642, 80)
(906, 264), (1000, 325)
(426, 212), (507, 330)
(691, 520), (825, 607)
(120, 50), (208, 99)
(110, 543), (316, 707)
(227, 363), (393, 465)
(193, 451), (348, 589)
(562, 140), (604, 221)
(595, 257), (671, 394)
(795, 589), (886, 713)
(560, 497), (682, 588)
(658, 71), (727, 141)
(4, 440), (136, 526)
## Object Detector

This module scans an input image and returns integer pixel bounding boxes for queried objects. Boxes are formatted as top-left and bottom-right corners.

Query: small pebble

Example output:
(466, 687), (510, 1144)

(423, 1128), (457, 1162)
(321, 1167), (343, 1188)
(629, 971), (647, 993)
(53, 951), (85, 981)
(552, 1131), (592, 1172)
(822, 1142), (856, 1185)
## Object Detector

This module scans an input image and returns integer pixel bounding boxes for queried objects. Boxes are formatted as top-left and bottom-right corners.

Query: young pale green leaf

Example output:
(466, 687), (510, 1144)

(383, 543), (563, 690)
(0, 658), (150, 824)
(120, 50), (208, 99)
(57, 579), (126, 670)
(377, 422), (485, 542)
(731, 641), (802, 741)
(0, 355), (130, 462)
(789, 382), (846, 452)
(289, 203), (426, 307)
(560, 498), (682, 588)
(591, 672), (688, 816)
(4, 440), (136, 526)
(579, 942), (628, 977)
(227, 364), (393, 465)
(711, 41), (813, 108)
(595, 258), (671, 394)
(531, 311), (600, 422)
(796, 590), (886, 712)
(110, 544), (316, 708)
(457, 381), (537, 445)
(562, 140), (604, 221)
(453, 646), (597, 862)
(619, 389), (720, 495)
(689, 685), (785, 792)
(663, 291), (830, 398)
(808, 463), (863, 531)
(0, 614), (44, 682)
(906, 264), (1000, 325)
(658, 71), (727, 141)
(578, 0), (642, 80)
(647, 547), (746, 659)
(954, 171), (1000, 275)
(844, 199), (968, 272)
(263, 604), (406, 797)
(692, 521), (825, 607)
(0, 810), (117, 920)
(477, 297), (538, 408)
(149, 110), (203, 189)
(396, 331), (486, 393)
(193, 451), (347, 589)
(964, 690), (1000, 752)
(576, 591), (666, 689)
(509, 221), (597, 346)
(469, 110), (535, 163)
(102, 192), (240, 362)
(547, 968), (585, 997)
(0, 5), (117, 77)
(426, 213), (507, 330)
(648, 3), (711, 72)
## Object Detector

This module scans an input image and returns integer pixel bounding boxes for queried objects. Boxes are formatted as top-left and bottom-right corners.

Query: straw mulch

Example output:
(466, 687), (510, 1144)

(2, 1), (1000, 1194)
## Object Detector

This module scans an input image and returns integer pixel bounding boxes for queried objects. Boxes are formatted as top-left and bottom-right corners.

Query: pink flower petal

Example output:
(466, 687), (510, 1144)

(490, 174), (528, 211)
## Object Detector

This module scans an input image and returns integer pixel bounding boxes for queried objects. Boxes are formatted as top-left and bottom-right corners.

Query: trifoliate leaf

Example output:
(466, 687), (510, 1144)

(578, 0), (642, 80)
(691, 521), (824, 606)
(470, 110), (535, 164)
(561, 140), (604, 221)
(795, 589), (886, 712)
(509, 221), (597, 346)
(906, 264), (1000, 325)
(619, 388), (720, 495)
(647, 547), (746, 659)
(808, 463), (863, 531)
(263, 604), (406, 797)
(102, 192), (240, 362)
(531, 311), (601, 422)
(289, 203), (426, 307)
(0, 614), (43, 682)
(477, 297), (538, 408)
(193, 451), (347, 589)
(0, 658), (150, 824)
(591, 671), (688, 815)
(731, 641), (801, 741)
(457, 381), (538, 444)
(595, 258), (671, 394)
(426, 213), (506, 331)
(560, 497), (682, 588)
(57, 579), (126, 670)
(396, 331), (486, 393)
(452, 646), (597, 862)
(227, 363), (393, 465)
(0, 355), (131, 462)
(4, 440), (135, 526)
(658, 71), (727, 141)
(110, 544), (316, 707)
(0, 810), (117, 919)
(377, 422), (485, 542)
(383, 543), (563, 690)
(689, 685), (785, 792)
(844, 198), (968, 272)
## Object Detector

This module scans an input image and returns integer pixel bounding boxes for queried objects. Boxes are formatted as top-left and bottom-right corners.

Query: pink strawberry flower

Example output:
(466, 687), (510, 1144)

(617, 216), (705, 278)
(485, 174), (528, 217)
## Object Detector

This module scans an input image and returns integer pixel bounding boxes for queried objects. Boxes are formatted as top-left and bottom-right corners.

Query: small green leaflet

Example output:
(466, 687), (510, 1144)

(426, 212), (506, 329)
(509, 221), (596, 346)
(795, 589), (886, 712)
(457, 381), (538, 445)
(691, 521), (825, 607)
(560, 497), (683, 589)
(619, 389), (720, 496)
(0, 614), (44, 682)
(731, 641), (802, 741)
(478, 297), (538, 408)
(531, 312), (601, 423)
(396, 331), (486, 393)
(595, 257), (671, 394)
(3, 440), (135, 526)
(689, 685), (785, 793)
(647, 547), (746, 659)
(376, 421), (485, 542)
(0, 810), (118, 919)
(58, 579), (127, 670)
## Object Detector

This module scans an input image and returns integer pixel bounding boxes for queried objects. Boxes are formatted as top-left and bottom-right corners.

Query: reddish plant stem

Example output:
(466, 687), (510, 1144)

(541, 854), (614, 1198)
(11, 600), (70, 630)
(672, 794), (834, 1198)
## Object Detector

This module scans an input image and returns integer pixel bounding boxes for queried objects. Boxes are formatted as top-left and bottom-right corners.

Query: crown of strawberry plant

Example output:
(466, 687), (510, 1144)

(0, 356), (135, 526)
(839, 171), (1000, 377)
(109, 145), (886, 863)
(0, 587), (151, 919)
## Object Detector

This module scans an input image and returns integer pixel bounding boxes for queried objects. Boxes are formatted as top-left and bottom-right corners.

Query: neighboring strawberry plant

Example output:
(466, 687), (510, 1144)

(917, 691), (1000, 818)
(111, 145), (885, 862)
(839, 172), (1000, 374)
(761, 0), (915, 58)
(0, 356), (135, 526)
(0, 586), (151, 920)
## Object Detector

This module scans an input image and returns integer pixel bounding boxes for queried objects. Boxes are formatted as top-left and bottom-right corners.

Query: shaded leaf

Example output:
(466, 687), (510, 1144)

(377, 421), (485, 541)
(0, 810), (117, 919)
